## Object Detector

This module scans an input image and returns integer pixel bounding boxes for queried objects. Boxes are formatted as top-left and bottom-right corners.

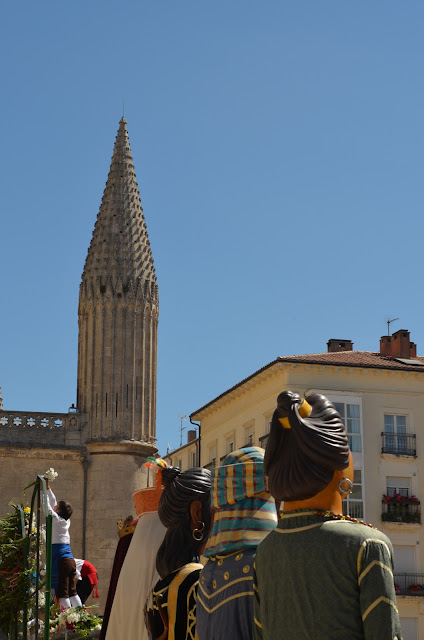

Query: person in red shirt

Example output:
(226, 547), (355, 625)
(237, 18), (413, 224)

(75, 559), (100, 604)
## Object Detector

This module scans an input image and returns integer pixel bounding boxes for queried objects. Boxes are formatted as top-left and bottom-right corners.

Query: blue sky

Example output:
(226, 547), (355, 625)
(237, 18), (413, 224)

(1, 1), (424, 455)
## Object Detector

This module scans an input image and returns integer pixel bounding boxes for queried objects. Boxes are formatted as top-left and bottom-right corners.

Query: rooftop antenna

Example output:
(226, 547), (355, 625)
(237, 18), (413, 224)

(387, 317), (399, 336)
(178, 414), (186, 447)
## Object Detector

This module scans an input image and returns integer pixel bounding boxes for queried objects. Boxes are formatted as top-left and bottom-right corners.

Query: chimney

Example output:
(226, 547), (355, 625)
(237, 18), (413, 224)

(187, 429), (197, 443)
(327, 339), (353, 353)
(379, 329), (416, 358)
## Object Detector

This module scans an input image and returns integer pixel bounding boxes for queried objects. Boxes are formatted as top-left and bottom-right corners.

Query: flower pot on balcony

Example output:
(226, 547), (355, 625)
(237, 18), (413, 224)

(407, 586), (424, 596)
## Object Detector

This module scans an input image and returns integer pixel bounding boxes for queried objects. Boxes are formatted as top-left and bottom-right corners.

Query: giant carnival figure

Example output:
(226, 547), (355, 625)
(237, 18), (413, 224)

(145, 466), (211, 640)
(197, 446), (278, 640)
(254, 391), (402, 640)
(105, 459), (166, 640)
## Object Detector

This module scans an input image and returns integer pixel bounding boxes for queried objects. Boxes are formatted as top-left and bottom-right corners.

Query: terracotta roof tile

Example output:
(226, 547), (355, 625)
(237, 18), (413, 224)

(191, 350), (424, 418)
(277, 350), (424, 370)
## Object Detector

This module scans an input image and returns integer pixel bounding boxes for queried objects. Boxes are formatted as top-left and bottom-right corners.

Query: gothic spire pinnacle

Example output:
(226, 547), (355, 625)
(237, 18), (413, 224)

(81, 119), (157, 299)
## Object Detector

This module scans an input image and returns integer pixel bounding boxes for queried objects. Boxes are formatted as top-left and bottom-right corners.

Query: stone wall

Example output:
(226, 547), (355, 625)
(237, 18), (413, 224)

(0, 411), (154, 614)
(84, 442), (150, 612)
(0, 447), (85, 562)
(0, 410), (86, 566)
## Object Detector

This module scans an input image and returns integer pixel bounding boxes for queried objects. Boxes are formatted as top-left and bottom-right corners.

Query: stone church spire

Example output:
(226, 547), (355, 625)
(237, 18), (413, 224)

(77, 118), (159, 445)
(81, 117), (157, 297)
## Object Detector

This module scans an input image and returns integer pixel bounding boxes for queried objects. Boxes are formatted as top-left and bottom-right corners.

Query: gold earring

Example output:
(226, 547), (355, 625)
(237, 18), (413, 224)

(192, 521), (205, 541)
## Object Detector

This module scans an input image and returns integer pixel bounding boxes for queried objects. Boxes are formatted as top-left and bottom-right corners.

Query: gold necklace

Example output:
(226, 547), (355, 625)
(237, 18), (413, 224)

(314, 509), (377, 529)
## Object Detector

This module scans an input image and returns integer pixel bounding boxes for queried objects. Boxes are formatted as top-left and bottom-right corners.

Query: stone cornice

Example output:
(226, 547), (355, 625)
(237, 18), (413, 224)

(191, 362), (282, 421)
(0, 446), (84, 461)
(86, 440), (157, 457)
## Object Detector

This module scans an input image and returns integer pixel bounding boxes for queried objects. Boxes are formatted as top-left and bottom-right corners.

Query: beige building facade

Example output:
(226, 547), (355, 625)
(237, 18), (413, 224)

(164, 429), (199, 470)
(169, 330), (424, 640)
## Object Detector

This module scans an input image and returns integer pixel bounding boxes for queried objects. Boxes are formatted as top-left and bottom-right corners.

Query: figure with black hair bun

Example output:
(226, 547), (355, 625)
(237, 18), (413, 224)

(254, 391), (402, 640)
(145, 465), (211, 640)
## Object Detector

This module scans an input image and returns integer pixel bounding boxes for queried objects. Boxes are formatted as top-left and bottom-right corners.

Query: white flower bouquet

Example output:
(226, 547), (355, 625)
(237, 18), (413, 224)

(44, 468), (58, 482)
(50, 605), (102, 638)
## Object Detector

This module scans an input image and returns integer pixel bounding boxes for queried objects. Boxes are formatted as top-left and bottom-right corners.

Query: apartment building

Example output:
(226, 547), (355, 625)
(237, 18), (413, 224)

(165, 329), (424, 639)
(165, 429), (199, 471)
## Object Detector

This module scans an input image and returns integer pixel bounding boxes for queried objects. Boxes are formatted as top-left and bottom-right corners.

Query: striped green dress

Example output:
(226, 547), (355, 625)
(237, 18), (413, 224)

(254, 510), (402, 640)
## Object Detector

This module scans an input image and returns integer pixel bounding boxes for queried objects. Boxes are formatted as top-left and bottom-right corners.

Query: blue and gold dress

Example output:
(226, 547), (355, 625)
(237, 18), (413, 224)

(196, 447), (278, 640)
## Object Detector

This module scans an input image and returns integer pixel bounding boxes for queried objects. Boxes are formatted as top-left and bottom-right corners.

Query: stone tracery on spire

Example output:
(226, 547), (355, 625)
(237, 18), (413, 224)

(81, 118), (157, 300)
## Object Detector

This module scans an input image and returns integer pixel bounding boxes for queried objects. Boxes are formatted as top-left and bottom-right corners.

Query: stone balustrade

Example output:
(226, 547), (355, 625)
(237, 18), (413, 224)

(0, 411), (73, 429)
(0, 410), (157, 448)
(0, 410), (82, 447)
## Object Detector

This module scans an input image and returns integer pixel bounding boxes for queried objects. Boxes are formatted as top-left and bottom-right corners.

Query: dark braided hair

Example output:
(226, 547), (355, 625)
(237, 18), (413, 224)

(156, 466), (211, 578)
(264, 391), (350, 502)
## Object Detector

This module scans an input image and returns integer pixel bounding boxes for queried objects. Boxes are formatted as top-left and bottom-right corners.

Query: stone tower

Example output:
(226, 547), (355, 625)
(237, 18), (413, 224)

(78, 118), (158, 599)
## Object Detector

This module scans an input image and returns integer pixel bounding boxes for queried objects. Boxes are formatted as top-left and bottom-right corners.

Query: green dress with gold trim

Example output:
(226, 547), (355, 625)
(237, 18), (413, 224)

(253, 510), (403, 640)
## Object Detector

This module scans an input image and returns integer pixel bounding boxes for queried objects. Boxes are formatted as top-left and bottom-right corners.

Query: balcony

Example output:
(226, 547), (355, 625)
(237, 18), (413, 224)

(259, 433), (269, 448)
(381, 495), (421, 524)
(394, 573), (424, 596)
(381, 432), (416, 457)
(203, 461), (213, 470)
(343, 500), (363, 520)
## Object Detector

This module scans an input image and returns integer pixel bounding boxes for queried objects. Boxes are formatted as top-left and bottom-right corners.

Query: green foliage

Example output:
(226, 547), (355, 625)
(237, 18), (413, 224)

(0, 503), (31, 630)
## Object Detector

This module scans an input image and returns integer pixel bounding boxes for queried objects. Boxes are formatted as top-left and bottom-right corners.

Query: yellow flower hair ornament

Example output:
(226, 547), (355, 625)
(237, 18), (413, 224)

(278, 398), (312, 429)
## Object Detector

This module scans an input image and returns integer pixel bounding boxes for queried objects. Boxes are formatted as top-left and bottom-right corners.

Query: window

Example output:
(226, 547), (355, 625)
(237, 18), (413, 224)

(244, 423), (255, 447)
(393, 545), (415, 573)
(190, 451), (197, 468)
(333, 402), (361, 452)
(383, 477), (420, 522)
(383, 414), (409, 454)
(386, 476), (410, 497)
(399, 618), (417, 640)
(385, 414), (407, 434)
(343, 469), (363, 519)
(177, 458), (183, 471)
(209, 445), (216, 467)
(226, 434), (235, 455)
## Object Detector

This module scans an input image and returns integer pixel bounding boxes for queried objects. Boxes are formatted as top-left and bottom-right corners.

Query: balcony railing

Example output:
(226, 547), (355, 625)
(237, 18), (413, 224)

(203, 462), (213, 470)
(343, 500), (364, 520)
(381, 432), (416, 456)
(394, 573), (424, 596)
(381, 497), (421, 524)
